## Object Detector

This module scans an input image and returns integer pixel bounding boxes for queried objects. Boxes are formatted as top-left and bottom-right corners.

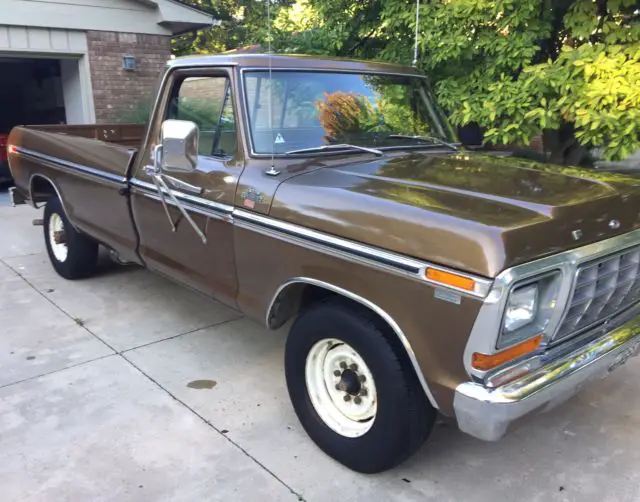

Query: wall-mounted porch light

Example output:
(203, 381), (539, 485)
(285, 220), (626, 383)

(122, 55), (137, 71)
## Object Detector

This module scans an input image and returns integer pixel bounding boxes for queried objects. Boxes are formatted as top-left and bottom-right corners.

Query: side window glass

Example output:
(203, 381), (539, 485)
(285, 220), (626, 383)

(215, 85), (237, 157)
(169, 76), (237, 158)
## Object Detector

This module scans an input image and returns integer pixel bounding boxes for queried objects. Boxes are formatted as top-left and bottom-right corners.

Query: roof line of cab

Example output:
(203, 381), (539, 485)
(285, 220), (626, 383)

(166, 53), (423, 76)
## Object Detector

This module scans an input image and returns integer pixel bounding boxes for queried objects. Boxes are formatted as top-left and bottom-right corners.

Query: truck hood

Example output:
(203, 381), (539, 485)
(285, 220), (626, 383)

(270, 152), (640, 277)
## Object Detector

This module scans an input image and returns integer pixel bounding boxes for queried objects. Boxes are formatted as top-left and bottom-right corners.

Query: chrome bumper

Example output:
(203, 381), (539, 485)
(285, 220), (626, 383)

(454, 311), (640, 441)
(9, 187), (27, 206)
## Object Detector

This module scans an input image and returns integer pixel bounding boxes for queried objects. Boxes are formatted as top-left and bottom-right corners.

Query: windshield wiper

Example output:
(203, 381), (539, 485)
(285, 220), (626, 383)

(285, 144), (383, 157)
(387, 134), (459, 152)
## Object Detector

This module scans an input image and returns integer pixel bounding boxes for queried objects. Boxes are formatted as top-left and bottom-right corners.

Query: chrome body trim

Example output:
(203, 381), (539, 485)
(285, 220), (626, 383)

(15, 146), (127, 184)
(131, 179), (491, 296)
(464, 229), (640, 380)
(233, 209), (492, 297)
(235, 209), (423, 273)
(129, 177), (234, 222)
(267, 277), (439, 409)
(455, 304), (640, 441)
(17, 149), (488, 298)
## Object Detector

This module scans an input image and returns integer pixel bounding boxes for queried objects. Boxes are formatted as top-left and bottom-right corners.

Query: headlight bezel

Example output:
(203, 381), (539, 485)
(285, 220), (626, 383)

(497, 270), (564, 350)
(464, 230), (640, 382)
(463, 257), (576, 380)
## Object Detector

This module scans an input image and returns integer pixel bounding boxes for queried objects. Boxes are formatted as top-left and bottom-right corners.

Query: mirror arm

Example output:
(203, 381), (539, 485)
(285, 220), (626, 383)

(163, 174), (204, 196)
(152, 174), (208, 244)
(145, 144), (207, 244)
(150, 171), (177, 233)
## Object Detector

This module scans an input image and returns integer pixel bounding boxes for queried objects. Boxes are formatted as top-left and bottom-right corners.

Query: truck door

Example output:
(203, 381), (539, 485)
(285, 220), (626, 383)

(129, 67), (243, 308)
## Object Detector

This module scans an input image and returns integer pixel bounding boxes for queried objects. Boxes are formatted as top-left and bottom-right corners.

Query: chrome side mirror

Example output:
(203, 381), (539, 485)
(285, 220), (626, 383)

(159, 119), (199, 173)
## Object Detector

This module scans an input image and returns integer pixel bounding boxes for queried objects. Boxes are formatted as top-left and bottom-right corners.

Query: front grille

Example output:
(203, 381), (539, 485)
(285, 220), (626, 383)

(555, 247), (640, 341)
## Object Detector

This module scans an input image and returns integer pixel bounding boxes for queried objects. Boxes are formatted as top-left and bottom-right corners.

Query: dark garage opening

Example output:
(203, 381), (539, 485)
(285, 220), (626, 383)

(0, 57), (67, 136)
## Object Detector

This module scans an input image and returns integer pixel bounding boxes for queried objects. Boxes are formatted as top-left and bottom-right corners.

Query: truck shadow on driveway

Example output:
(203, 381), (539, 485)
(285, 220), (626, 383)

(398, 365), (640, 497)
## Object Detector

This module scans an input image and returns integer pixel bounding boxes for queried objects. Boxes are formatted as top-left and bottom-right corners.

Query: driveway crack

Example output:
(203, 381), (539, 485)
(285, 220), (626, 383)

(122, 353), (306, 502)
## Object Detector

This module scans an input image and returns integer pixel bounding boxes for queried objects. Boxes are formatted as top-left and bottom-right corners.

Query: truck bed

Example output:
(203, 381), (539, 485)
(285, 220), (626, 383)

(26, 123), (146, 148)
(7, 123), (144, 265)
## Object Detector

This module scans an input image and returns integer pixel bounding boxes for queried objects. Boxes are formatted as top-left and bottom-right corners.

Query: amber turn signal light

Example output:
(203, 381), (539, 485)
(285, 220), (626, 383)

(425, 267), (475, 292)
(472, 335), (543, 371)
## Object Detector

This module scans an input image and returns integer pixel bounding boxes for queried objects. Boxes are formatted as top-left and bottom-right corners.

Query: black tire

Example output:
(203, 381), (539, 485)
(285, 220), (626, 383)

(43, 197), (98, 280)
(285, 299), (436, 473)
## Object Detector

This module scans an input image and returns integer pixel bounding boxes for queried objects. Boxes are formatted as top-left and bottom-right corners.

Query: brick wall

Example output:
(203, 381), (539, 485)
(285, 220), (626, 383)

(86, 31), (170, 124)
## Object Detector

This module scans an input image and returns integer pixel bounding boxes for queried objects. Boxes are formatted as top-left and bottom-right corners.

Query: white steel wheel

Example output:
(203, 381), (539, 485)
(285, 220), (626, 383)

(48, 212), (68, 262)
(305, 338), (377, 438)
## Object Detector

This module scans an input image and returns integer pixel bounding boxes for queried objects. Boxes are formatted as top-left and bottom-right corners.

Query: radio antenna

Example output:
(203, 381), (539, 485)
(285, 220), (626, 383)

(412, 0), (420, 67)
(264, 0), (280, 176)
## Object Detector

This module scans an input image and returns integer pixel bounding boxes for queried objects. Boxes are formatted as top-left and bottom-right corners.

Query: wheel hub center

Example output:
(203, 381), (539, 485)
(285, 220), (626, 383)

(337, 369), (361, 395)
(53, 230), (66, 245)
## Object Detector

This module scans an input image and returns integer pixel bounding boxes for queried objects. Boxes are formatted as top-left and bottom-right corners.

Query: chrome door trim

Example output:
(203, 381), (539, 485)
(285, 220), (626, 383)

(130, 177), (234, 222)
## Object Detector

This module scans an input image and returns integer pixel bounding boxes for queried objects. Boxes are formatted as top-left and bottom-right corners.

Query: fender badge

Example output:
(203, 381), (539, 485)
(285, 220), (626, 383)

(241, 188), (264, 210)
(609, 219), (621, 229)
(572, 229), (583, 241)
(434, 288), (461, 305)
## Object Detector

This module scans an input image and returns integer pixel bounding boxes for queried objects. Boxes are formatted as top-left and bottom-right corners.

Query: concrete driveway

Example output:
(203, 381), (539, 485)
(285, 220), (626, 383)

(2, 191), (640, 502)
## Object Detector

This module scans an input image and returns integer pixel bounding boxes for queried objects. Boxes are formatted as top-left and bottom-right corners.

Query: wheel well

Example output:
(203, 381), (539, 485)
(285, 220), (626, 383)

(268, 280), (438, 408)
(30, 175), (58, 203)
(269, 283), (402, 349)
(267, 282), (337, 329)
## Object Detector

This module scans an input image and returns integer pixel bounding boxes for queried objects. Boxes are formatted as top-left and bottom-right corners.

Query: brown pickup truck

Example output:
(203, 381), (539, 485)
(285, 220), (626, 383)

(8, 54), (640, 473)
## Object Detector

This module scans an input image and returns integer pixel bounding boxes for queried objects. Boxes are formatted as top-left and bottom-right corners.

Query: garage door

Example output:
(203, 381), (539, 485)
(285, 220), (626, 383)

(0, 26), (95, 124)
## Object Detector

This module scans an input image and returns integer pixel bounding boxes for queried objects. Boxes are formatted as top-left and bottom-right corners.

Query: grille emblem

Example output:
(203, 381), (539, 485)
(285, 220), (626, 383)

(609, 219), (621, 229)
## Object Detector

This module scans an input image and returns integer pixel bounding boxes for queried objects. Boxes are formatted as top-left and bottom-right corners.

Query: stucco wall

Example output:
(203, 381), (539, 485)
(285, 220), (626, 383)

(87, 31), (170, 124)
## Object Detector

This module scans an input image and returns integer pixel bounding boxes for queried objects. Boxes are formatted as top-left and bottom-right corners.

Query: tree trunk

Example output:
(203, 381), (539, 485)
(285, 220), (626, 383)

(543, 124), (590, 166)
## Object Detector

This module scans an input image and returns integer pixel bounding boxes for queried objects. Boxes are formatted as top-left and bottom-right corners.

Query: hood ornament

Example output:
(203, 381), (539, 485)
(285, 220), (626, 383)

(609, 219), (621, 229)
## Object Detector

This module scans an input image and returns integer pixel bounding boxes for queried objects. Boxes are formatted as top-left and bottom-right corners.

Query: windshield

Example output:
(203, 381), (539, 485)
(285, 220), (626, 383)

(243, 71), (457, 155)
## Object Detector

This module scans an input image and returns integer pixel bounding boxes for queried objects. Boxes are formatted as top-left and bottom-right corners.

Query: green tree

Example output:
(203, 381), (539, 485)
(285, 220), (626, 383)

(172, 0), (295, 56)
(273, 0), (640, 164)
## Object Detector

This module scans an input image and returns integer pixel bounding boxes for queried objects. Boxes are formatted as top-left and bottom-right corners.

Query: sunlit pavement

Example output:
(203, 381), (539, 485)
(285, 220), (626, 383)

(2, 197), (640, 502)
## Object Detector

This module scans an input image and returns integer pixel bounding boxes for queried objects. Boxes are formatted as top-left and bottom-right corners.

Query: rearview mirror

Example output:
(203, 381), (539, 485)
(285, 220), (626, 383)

(160, 119), (199, 173)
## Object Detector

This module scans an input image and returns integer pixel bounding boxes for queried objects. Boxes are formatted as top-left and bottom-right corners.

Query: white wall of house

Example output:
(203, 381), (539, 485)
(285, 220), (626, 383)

(0, 0), (211, 36)
(60, 59), (90, 124)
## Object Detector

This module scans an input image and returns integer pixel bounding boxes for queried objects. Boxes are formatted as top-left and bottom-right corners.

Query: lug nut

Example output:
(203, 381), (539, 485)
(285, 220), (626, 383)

(339, 362), (347, 369)
(343, 395), (351, 402)
(349, 363), (358, 371)
(335, 384), (341, 390)
(354, 397), (362, 405)
(358, 375), (366, 382)
(333, 370), (341, 377)
(360, 388), (368, 396)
